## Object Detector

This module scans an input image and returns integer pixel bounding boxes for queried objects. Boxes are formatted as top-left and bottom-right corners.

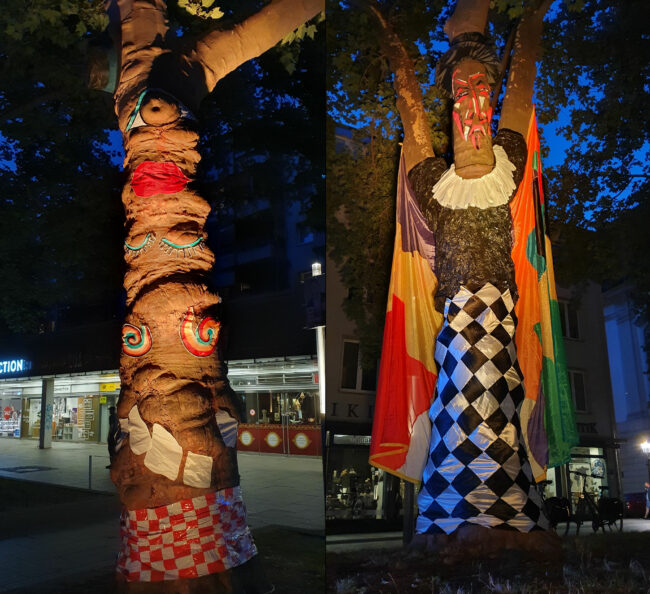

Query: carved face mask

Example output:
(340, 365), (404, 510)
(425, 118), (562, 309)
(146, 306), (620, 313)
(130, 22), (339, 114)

(451, 62), (493, 151)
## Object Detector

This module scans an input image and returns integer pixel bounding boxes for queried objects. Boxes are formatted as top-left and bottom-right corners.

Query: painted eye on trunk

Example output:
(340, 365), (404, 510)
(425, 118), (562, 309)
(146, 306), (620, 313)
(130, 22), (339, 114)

(159, 236), (205, 257)
(124, 232), (155, 255)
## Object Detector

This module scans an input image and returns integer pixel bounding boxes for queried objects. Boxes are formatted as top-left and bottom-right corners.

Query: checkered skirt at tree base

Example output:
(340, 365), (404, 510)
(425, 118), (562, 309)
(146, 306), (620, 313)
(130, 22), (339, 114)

(417, 283), (548, 535)
(117, 486), (257, 582)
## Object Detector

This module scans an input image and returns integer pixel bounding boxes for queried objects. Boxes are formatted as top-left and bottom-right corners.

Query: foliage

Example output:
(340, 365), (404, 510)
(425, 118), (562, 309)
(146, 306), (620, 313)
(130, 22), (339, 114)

(0, 0), (121, 334)
(327, 117), (398, 365)
(535, 0), (650, 331)
(178, 0), (224, 20)
(1, 0), (108, 45)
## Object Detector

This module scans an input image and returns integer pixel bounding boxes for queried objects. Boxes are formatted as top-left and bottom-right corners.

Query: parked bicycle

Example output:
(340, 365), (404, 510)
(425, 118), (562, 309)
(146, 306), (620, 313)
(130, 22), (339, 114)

(536, 479), (574, 535)
(569, 470), (623, 534)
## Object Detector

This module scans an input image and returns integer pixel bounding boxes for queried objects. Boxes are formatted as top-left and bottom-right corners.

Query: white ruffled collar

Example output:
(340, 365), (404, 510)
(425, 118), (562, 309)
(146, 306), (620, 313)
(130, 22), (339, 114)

(432, 144), (516, 210)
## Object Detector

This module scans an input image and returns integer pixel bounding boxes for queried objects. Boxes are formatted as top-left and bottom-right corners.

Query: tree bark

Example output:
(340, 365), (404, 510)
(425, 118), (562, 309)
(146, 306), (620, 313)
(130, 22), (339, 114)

(108, 0), (320, 589)
(499, 0), (552, 136)
(443, 0), (489, 42)
(191, 0), (323, 97)
(367, 3), (434, 173)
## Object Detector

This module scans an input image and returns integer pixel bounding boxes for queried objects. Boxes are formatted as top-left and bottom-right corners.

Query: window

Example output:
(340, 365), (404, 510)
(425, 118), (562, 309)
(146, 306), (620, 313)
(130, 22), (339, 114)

(558, 301), (580, 339)
(341, 340), (377, 391)
(297, 226), (315, 245)
(569, 370), (587, 412)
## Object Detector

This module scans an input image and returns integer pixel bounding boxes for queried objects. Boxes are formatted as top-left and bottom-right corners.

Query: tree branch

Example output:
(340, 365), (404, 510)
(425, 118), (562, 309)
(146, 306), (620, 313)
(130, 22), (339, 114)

(113, 0), (171, 123)
(365, 1), (434, 173)
(443, 0), (490, 42)
(491, 23), (517, 111)
(499, 0), (552, 136)
(188, 0), (323, 96)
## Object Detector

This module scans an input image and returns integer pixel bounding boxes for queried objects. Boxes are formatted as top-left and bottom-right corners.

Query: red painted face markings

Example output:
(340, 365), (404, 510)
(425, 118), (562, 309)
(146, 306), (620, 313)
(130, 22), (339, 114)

(452, 68), (492, 150)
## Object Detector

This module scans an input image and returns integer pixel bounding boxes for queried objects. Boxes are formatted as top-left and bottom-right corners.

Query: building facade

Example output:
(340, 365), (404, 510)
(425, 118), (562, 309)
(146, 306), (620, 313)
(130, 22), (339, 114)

(603, 284), (650, 496)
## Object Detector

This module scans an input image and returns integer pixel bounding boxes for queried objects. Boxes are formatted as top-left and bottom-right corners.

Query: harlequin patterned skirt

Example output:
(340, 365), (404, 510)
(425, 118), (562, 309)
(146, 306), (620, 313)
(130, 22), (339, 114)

(416, 283), (548, 534)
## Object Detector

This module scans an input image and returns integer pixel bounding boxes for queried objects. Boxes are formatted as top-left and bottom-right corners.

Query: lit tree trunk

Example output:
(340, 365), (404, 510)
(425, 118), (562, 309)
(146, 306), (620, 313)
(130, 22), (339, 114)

(107, 0), (322, 590)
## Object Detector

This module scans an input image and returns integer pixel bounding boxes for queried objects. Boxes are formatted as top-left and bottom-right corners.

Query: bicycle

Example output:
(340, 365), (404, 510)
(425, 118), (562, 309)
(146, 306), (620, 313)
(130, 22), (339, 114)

(536, 479), (574, 535)
(569, 470), (623, 534)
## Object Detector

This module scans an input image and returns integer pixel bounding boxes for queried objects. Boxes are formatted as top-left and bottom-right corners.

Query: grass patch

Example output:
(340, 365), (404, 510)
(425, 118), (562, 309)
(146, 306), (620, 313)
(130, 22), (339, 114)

(328, 533), (650, 593)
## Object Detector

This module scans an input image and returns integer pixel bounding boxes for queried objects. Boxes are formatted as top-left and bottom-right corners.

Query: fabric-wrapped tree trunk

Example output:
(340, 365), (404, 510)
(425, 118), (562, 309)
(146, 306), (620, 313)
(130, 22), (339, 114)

(104, 0), (323, 590)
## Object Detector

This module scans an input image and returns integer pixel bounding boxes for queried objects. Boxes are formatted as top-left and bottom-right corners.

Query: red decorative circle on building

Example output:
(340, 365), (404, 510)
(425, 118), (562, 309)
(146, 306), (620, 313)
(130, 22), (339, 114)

(249, 409), (256, 417)
(3, 406), (11, 421)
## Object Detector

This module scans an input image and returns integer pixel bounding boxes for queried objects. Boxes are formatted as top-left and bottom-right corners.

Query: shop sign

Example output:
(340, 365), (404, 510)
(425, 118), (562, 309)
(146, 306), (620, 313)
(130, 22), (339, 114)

(328, 400), (374, 421)
(99, 396), (107, 404)
(100, 383), (119, 392)
(0, 359), (30, 375)
(54, 385), (71, 394)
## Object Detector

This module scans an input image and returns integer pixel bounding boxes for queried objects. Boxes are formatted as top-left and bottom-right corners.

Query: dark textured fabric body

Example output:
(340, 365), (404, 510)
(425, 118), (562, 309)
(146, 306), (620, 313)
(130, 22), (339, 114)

(408, 129), (527, 312)
(416, 284), (547, 534)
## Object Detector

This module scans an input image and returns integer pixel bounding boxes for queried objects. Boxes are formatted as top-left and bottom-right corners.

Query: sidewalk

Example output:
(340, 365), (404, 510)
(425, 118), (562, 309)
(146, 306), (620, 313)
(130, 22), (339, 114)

(0, 438), (324, 593)
(0, 437), (324, 531)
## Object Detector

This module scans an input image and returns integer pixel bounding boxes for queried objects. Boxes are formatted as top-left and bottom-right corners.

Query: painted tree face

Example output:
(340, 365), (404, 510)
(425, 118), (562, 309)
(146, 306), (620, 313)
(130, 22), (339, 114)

(451, 61), (493, 151)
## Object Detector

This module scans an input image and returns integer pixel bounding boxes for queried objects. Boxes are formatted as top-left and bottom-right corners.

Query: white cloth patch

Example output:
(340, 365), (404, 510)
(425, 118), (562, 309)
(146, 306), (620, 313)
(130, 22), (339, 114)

(395, 410), (432, 482)
(215, 409), (238, 448)
(432, 144), (516, 210)
(128, 405), (152, 455)
(144, 424), (183, 481)
(183, 450), (213, 488)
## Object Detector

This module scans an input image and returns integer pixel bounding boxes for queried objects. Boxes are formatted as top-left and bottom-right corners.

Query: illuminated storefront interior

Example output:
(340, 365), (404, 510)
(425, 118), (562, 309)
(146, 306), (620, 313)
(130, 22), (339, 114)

(0, 356), (321, 455)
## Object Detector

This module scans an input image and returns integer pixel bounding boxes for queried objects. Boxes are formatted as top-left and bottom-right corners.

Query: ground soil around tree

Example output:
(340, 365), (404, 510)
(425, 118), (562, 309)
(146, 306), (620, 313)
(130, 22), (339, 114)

(328, 532), (650, 593)
(1, 477), (324, 593)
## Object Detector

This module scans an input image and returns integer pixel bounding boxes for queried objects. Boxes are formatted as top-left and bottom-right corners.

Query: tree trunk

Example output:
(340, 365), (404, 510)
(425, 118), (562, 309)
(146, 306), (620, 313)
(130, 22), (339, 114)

(108, 0), (322, 590)
(366, 3), (434, 173)
(499, 0), (552, 136)
(378, 0), (561, 559)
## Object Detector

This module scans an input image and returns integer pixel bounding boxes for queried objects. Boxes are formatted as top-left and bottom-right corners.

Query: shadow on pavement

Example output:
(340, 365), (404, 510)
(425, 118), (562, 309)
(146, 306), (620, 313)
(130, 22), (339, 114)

(1, 478), (324, 593)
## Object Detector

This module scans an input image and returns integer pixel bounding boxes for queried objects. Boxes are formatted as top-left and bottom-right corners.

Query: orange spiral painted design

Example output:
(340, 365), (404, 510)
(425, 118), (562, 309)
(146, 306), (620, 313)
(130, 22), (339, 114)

(179, 306), (220, 357)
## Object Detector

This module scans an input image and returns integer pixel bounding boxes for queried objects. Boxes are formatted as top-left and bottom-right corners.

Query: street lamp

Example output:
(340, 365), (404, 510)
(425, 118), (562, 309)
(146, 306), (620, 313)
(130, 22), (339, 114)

(640, 440), (650, 483)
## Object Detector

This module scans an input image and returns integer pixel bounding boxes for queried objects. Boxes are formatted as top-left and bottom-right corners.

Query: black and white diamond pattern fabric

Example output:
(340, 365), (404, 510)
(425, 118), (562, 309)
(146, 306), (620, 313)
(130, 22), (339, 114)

(416, 283), (548, 535)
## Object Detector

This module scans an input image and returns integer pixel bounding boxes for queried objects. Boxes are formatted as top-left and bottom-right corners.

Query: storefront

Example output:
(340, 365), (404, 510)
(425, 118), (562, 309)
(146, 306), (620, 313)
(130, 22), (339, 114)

(0, 370), (120, 442)
(229, 357), (322, 456)
(541, 444), (618, 506)
(325, 428), (405, 533)
(0, 356), (321, 453)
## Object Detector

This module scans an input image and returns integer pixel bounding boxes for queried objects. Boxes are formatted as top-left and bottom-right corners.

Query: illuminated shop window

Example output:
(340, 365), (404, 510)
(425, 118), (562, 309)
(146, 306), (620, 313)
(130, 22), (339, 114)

(341, 340), (377, 392)
(559, 300), (580, 339)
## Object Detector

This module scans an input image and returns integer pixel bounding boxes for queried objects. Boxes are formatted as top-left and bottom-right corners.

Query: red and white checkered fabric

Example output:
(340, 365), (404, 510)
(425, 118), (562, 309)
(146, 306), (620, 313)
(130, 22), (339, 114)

(116, 486), (257, 582)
